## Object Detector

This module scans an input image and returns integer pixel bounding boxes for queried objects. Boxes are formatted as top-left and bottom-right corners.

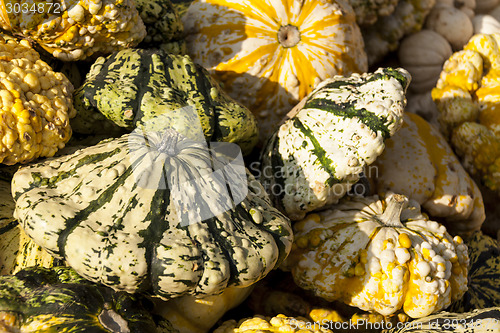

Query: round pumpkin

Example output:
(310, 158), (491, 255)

(182, 0), (368, 142)
(11, 127), (293, 300)
(281, 193), (469, 318)
(0, 266), (168, 332)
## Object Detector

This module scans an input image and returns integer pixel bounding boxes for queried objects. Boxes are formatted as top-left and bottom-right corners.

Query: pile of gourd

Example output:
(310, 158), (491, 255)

(0, 0), (499, 332)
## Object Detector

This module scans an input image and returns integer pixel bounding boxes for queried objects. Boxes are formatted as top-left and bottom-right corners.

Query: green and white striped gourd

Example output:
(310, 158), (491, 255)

(72, 49), (258, 155)
(383, 307), (500, 332)
(449, 231), (500, 312)
(11, 129), (292, 300)
(0, 178), (57, 276)
(259, 68), (411, 221)
(136, 0), (187, 54)
(0, 266), (173, 333)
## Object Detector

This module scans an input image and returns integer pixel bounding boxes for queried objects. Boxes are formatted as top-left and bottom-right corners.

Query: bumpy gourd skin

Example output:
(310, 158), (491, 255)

(214, 314), (333, 333)
(135, 0), (186, 55)
(260, 68), (410, 221)
(281, 194), (469, 318)
(349, 0), (399, 25)
(0, 34), (75, 165)
(0, 0), (146, 61)
(11, 130), (292, 299)
(432, 33), (500, 192)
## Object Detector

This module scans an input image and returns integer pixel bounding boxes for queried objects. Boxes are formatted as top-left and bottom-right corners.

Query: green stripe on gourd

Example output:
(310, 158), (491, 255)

(12, 129), (292, 299)
(0, 266), (173, 333)
(259, 67), (410, 221)
(0, 178), (58, 276)
(72, 49), (258, 155)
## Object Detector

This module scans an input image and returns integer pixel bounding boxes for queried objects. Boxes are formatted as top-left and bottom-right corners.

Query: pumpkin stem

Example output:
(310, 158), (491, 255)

(157, 129), (181, 156)
(278, 25), (300, 48)
(378, 194), (407, 227)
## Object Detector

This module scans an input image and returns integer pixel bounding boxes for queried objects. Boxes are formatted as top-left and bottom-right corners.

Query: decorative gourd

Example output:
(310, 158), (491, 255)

(0, 178), (58, 275)
(425, 3), (474, 50)
(213, 314), (333, 333)
(182, 0), (368, 142)
(369, 112), (485, 237)
(0, 0), (146, 61)
(362, 0), (436, 66)
(0, 266), (171, 332)
(384, 307), (500, 333)
(72, 48), (259, 156)
(398, 30), (453, 93)
(11, 128), (293, 299)
(281, 193), (469, 318)
(136, 0), (187, 54)
(153, 286), (254, 333)
(431, 33), (500, 192)
(348, 0), (399, 25)
(259, 68), (410, 221)
(0, 34), (75, 165)
(449, 231), (500, 312)
(473, 14), (500, 34)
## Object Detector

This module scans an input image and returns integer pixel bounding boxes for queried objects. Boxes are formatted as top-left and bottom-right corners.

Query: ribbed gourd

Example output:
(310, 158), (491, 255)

(0, 178), (57, 275)
(449, 231), (500, 312)
(72, 48), (259, 156)
(281, 193), (469, 318)
(0, 266), (172, 332)
(431, 33), (500, 193)
(0, 34), (75, 165)
(182, 0), (368, 142)
(369, 112), (485, 237)
(259, 68), (410, 221)
(0, 0), (146, 61)
(11, 127), (293, 300)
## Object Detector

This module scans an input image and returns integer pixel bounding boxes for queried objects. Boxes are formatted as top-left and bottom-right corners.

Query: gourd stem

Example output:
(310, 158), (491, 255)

(157, 129), (181, 156)
(378, 194), (407, 227)
(278, 25), (300, 48)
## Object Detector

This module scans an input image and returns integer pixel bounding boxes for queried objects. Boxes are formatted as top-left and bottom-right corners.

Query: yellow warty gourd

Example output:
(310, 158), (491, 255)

(0, 0), (146, 61)
(432, 33), (500, 192)
(281, 193), (469, 318)
(0, 34), (75, 164)
(214, 314), (333, 333)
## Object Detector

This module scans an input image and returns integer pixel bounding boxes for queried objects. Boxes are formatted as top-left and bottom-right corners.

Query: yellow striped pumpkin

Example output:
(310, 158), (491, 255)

(182, 0), (368, 142)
